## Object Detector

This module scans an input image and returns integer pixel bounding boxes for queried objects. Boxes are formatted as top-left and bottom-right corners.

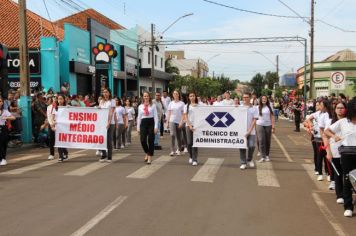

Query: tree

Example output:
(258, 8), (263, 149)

(264, 71), (279, 90)
(249, 73), (264, 97)
(165, 59), (180, 75)
(168, 75), (221, 97)
(216, 75), (238, 95)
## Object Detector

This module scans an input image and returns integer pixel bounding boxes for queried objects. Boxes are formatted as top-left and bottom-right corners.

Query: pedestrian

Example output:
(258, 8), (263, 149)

(161, 90), (171, 133)
(293, 98), (302, 132)
(47, 96), (56, 160)
(115, 99), (127, 150)
(273, 98), (280, 121)
(184, 91), (199, 166)
(0, 98), (15, 166)
(51, 94), (69, 162)
(167, 90), (185, 156)
(325, 98), (356, 217)
(124, 99), (135, 145)
(152, 92), (163, 150)
(256, 95), (275, 162)
(98, 88), (116, 163)
(213, 95), (223, 106)
(32, 93), (47, 143)
(222, 91), (234, 106)
(239, 92), (259, 169)
(137, 91), (159, 164)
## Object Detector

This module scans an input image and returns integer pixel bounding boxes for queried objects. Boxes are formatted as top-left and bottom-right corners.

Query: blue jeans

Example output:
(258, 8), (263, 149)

(154, 122), (161, 146)
(239, 135), (256, 164)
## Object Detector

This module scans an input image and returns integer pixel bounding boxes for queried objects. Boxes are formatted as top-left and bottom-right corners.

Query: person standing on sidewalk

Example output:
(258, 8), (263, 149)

(256, 95), (275, 162)
(125, 99), (135, 145)
(293, 98), (302, 132)
(0, 98), (15, 166)
(325, 98), (356, 218)
(239, 92), (259, 169)
(137, 92), (158, 164)
(184, 92), (199, 166)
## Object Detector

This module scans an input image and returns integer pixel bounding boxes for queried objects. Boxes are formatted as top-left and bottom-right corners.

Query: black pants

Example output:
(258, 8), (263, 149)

(58, 148), (68, 159)
(332, 158), (343, 199)
(48, 126), (55, 156)
(0, 126), (9, 161)
(140, 118), (155, 156)
(316, 142), (330, 175)
(295, 115), (300, 131)
(341, 154), (356, 210)
(102, 125), (115, 160)
(160, 117), (164, 136)
(311, 136), (318, 171)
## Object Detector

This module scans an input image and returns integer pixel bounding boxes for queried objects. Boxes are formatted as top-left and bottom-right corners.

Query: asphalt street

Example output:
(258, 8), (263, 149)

(0, 119), (355, 236)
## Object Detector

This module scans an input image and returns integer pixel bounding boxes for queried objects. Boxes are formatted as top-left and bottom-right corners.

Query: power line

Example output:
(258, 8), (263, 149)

(276, 0), (309, 24)
(42, 0), (57, 37)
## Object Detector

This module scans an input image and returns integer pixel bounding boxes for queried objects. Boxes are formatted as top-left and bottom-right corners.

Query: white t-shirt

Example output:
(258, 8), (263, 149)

(0, 110), (12, 126)
(329, 118), (356, 146)
(256, 106), (272, 126)
(311, 111), (321, 138)
(325, 119), (341, 158)
(222, 99), (234, 106)
(137, 104), (159, 130)
(99, 99), (116, 124)
(245, 105), (259, 135)
(318, 112), (330, 129)
(168, 101), (185, 124)
(161, 96), (171, 114)
(184, 103), (197, 127)
(115, 106), (126, 124)
(125, 107), (135, 121)
(213, 101), (222, 106)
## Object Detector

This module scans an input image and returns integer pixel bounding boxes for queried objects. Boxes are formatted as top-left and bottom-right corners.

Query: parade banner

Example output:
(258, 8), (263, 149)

(55, 107), (109, 150)
(193, 106), (248, 149)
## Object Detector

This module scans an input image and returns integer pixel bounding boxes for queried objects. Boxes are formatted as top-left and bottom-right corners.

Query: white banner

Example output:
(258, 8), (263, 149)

(55, 107), (109, 150)
(193, 106), (248, 149)
(330, 71), (346, 90)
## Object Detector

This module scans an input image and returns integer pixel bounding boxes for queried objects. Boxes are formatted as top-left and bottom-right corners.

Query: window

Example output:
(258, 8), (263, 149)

(155, 55), (157, 66)
(161, 58), (163, 68)
(148, 52), (151, 64)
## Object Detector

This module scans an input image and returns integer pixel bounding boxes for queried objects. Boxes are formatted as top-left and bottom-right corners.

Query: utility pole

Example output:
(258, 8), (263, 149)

(309, 0), (315, 99)
(197, 59), (200, 78)
(276, 55), (279, 75)
(151, 23), (155, 96)
(19, 0), (32, 143)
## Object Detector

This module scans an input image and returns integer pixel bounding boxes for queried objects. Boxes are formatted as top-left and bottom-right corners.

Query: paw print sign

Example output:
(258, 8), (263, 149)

(92, 43), (117, 63)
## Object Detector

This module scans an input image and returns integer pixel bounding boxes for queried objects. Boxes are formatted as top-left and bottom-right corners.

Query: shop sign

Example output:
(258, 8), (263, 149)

(8, 77), (41, 89)
(77, 47), (90, 64)
(330, 71), (346, 90)
(7, 51), (41, 74)
(92, 43), (117, 64)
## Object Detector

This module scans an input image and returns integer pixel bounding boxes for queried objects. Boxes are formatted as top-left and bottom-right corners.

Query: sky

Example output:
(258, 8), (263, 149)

(23, 0), (356, 81)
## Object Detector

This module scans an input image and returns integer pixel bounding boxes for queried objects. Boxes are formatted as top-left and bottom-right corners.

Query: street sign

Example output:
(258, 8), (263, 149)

(330, 71), (346, 90)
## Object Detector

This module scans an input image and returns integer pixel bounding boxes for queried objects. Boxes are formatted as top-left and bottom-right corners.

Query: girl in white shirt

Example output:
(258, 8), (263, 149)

(0, 98), (15, 166)
(115, 99), (127, 149)
(167, 90), (185, 156)
(137, 92), (159, 164)
(256, 95), (275, 162)
(125, 99), (135, 144)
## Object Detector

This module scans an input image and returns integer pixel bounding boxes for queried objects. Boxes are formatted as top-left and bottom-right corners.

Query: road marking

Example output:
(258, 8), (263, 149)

(302, 164), (327, 191)
(191, 158), (224, 183)
(256, 161), (280, 187)
(287, 135), (309, 146)
(9, 154), (43, 163)
(70, 195), (127, 236)
(127, 155), (175, 179)
(0, 154), (86, 175)
(272, 134), (294, 162)
(312, 193), (348, 236)
(64, 154), (130, 176)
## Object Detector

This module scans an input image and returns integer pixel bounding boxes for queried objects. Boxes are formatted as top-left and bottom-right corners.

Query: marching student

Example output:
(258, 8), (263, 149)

(98, 88), (116, 163)
(51, 94), (69, 162)
(324, 101), (347, 204)
(115, 99), (127, 150)
(239, 92), (259, 169)
(167, 90), (185, 156)
(161, 90), (171, 133)
(152, 92), (164, 149)
(0, 98), (15, 166)
(256, 95), (275, 162)
(137, 91), (159, 164)
(222, 91), (234, 106)
(47, 95), (56, 160)
(325, 98), (356, 217)
(183, 91), (199, 166)
(125, 99), (135, 145)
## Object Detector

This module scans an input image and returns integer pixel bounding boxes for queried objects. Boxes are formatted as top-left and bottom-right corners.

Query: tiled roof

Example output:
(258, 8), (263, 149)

(0, 0), (64, 49)
(55, 9), (125, 31)
(323, 49), (356, 62)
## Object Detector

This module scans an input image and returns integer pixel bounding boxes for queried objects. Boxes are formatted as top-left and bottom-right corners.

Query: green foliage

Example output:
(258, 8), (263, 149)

(264, 71), (279, 90)
(215, 75), (238, 95)
(261, 88), (273, 96)
(274, 87), (283, 98)
(249, 73), (264, 97)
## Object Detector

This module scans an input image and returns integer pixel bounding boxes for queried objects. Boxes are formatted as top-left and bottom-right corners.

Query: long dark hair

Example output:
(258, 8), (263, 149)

(346, 97), (356, 121)
(321, 99), (332, 118)
(331, 101), (347, 124)
(259, 95), (273, 116)
(55, 94), (67, 111)
(187, 91), (198, 116)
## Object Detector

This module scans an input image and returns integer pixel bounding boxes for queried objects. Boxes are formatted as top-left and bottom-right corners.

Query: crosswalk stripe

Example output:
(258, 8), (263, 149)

(9, 154), (43, 163)
(0, 154), (86, 175)
(302, 164), (327, 191)
(256, 162), (280, 187)
(127, 155), (175, 179)
(191, 158), (224, 183)
(64, 154), (130, 176)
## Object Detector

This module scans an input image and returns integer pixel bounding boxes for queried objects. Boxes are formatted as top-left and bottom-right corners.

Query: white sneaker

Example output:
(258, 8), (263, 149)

(257, 158), (265, 163)
(240, 164), (247, 170)
(344, 210), (353, 217)
(248, 161), (255, 168)
(315, 171), (319, 175)
(192, 161), (198, 166)
(0, 159), (7, 166)
(336, 198), (344, 204)
(317, 175), (323, 181)
(257, 152), (261, 157)
(189, 158), (193, 164)
(99, 158), (107, 163)
(175, 150), (181, 156)
(265, 156), (270, 162)
(328, 181), (335, 190)
(169, 152), (175, 156)
(48, 155), (55, 160)
(121, 145), (125, 149)
(96, 150), (101, 156)
(183, 147), (188, 153)
(327, 175), (331, 182)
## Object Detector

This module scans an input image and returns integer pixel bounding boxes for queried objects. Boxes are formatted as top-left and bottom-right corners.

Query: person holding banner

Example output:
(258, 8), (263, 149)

(167, 90), (185, 156)
(256, 95), (275, 162)
(239, 92), (259, 169)
(184, 91), (199, 166)
(137, 92), (159, 164)
(98, 88), (116, 163)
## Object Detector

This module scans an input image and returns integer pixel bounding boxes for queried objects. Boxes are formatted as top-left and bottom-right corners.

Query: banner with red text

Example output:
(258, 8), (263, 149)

(55, 107), (109, 150)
